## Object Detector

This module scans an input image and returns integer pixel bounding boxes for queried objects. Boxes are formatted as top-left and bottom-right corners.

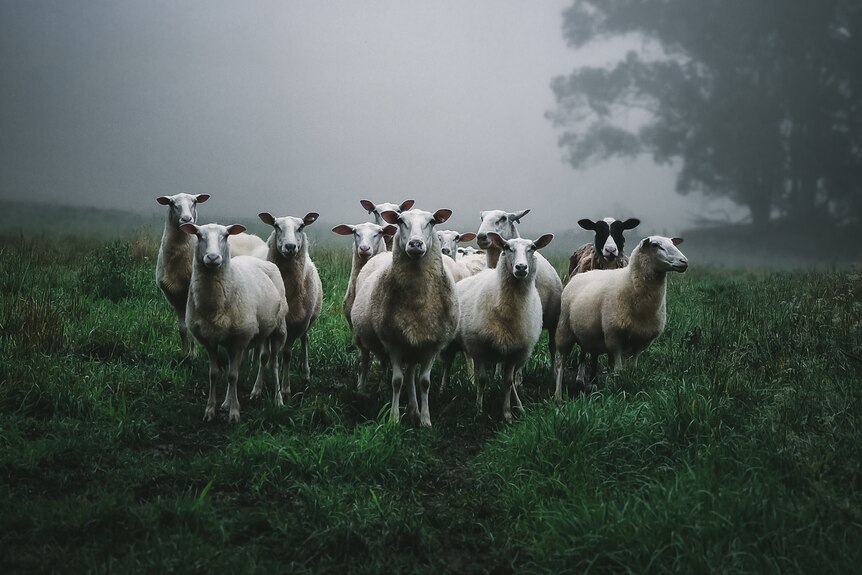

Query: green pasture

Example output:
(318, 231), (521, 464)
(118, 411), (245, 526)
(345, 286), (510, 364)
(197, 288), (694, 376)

(1, 231), (861, 574)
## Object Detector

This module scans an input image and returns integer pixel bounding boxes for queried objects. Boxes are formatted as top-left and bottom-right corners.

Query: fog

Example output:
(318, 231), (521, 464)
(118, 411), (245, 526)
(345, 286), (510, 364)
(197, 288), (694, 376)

(0, 1), (739, 236)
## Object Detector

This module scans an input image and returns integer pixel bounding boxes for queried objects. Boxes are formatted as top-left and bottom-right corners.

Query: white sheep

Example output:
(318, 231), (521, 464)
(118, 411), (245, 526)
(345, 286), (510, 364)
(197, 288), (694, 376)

(180, 222), (289, 423)
(350, 208), (459, 427)
(360, 198), (415, 250)
(155, 193), (210, 356)
(437, 229), (484, 283)
(436, 230), (477, 260)
(475, 209), (563, 372)
(331, 221), (396, 328)
(228, 231), (269, 260)
(442, 232), (554, 421)
(257, 211), (324, 399)
(554, 236), (688, 397)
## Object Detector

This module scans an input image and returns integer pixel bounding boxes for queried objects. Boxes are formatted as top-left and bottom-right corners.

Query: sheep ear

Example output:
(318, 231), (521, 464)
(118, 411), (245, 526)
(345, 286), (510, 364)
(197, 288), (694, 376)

(304, 212), (320, 226)
(332, 224), (355, 235)
(671, 237), (684, 246)
(382, 225), (398, 236)
(400, 199), (415, 211)
(196, 194), (210, 203)
(360, 199), (376, 213)
(487, 232), (507, 250)
(156, 196), (172, 205)
(433, 209), (452, 224)
(226, 224), (246, 236)
(578, 219), (596, 231)
(622, 218), (640, 229)
(460, 232), (477, 242)
(179, 223), (198, 235)
(510, 209), (530, 222)
(259, 212), (276, 226)
(533, 234), (554, 250)
(641, 237), (651, 248)
(380, 210), (401, 224)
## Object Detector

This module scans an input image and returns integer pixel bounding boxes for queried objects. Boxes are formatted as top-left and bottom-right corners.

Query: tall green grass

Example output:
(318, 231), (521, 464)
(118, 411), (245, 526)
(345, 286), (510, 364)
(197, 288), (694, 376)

(1, 234), (860, 573)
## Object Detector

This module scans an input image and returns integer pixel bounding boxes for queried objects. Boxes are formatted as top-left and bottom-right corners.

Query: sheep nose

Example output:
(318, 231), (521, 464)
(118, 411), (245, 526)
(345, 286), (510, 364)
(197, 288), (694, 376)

(179, 215), (192, 224)
(441, 248), (451, 255)
(514, 263), (528, 276)
(406, 239), (425, 256)
(204, 253), (222, 266)
(284, 243), (298, 254)
(358, 245), (371, 254)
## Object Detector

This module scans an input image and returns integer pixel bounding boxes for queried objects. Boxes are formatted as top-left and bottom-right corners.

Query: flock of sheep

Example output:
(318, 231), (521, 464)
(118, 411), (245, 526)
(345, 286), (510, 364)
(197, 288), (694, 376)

(155, 194), (689, 425)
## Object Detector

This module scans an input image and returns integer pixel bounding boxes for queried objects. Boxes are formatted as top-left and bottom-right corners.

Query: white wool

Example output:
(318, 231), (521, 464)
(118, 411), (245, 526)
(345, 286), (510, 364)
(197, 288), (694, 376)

(155, 192), (210, 356)
(227, 232), (268, 259)
(182, 222), (289, 423)
(258, 212), (324, 399)
(554, 235), (688, 394)
(350, 208), (459, 427)
(443, 233), (553, 421)
(475, 208), (563, 374)
(331, 221), (393, 327)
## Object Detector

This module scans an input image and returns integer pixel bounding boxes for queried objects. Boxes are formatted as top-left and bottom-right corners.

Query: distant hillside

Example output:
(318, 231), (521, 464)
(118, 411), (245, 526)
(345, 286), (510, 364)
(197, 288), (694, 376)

(1, 200), (857, 269)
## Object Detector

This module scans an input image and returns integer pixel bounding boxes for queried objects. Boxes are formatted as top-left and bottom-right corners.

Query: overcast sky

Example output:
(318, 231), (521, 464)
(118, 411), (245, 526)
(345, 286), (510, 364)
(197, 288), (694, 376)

(0, 0), (739, 235)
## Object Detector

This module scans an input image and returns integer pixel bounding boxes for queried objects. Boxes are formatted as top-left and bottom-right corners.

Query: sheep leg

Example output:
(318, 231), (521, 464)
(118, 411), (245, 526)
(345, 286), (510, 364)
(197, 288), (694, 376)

(300, 334), (311, 380)
(553, 349), (568, 402)
(475, 362), (489, 415)
(511, 365), (525, 414)
(357, 347), (370, 392)
(547, 326), (557, 376)
(203, 346), (220, 422)
(222, 348), (244, 410)
(405, 364), (420, 423)
(269, 338), (283, 408)
(608, 351), (623, 372)
(502, 363), (517, 423)
(588, 353), (599, 392)
(575, 350), (588, 392)
(281, 342), (294, 402)
(250, 345), (268, 401)
(418, 361), (433, 428)
(226, 347), (244, 423)
(389, 362), (404, 424)
(439, 346), (455, 393)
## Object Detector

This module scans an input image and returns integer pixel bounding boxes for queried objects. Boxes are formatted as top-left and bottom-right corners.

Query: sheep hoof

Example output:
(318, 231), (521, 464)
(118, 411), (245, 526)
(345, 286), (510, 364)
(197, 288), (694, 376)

(228, 410), (241, 423)
(503, 411), (514, 423)
(249, 389), (262, 401)
(420, 416), (432, 428)
(220, 400), (230, 411)
(203, 408), (216, 422)
(274, 393), (284, 407)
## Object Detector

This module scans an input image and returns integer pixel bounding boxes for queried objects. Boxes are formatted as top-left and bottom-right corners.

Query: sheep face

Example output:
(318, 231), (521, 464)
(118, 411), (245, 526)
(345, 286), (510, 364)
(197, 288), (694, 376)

(156, 193), (210, 226)
(382, 208), (451, 260)
(260, 212), (319, 258)
(437, 230), (478, 259)
(181, 223), (246, 269)
(476, 209), (530, 249)
(487, 233), (554, 280)
(578, 217), (640, 261)
(639, 236), (688, 273)
(360, 199), (415, 225)
(332, 222), (396, 260)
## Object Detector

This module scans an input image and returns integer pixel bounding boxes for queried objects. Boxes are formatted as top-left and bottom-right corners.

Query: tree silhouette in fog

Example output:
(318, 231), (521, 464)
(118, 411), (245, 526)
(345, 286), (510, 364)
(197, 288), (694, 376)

(548, 0), (862, 227)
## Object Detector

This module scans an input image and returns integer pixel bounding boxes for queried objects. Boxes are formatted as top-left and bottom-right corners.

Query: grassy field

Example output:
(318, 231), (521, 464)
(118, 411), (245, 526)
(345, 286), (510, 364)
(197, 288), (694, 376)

(1, 230), (861, 574)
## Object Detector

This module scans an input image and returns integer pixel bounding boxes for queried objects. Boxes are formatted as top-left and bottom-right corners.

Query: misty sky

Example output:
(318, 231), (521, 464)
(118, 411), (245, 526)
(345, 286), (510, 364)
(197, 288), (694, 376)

(0, 0), (740, 236)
